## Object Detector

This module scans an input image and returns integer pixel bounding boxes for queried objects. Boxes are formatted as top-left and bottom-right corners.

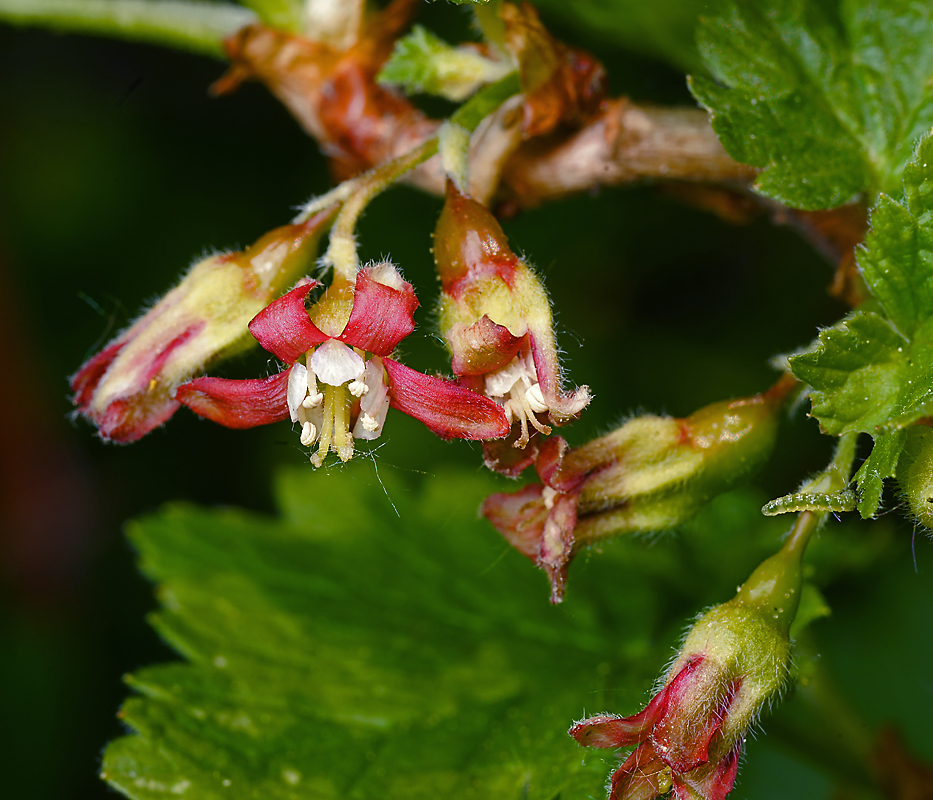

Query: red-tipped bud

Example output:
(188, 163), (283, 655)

(434, 184), (589, 474)
(71, 211), (333, 443)
(569, 531), (803, 800)
(483, 388), (785, 602)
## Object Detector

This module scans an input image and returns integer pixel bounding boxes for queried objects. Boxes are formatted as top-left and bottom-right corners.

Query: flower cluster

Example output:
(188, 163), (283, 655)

(176, 263), (510, 465)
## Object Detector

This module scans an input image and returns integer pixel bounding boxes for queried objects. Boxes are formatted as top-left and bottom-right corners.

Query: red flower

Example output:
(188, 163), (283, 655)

(433, 183), (590, 476)
(176, 262), (510, 465)
(569, 533), (803, 800)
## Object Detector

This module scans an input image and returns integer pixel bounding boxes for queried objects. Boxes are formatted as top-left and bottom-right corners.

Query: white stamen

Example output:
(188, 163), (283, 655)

(302, 394), (322, 409)
(287, 362), (310, 423)
(309, 339), (366, 386)
(348, 379), (369, 397)
(358, 412), (380, 433)
(352, 358), (390, 440)
(299, 421), (318, 447)
(525, 383), (548, 413)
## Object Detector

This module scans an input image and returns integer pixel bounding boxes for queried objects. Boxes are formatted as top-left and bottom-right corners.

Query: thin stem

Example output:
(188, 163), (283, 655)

(321, 139), (439, 280)
(0, 0), (257, 58)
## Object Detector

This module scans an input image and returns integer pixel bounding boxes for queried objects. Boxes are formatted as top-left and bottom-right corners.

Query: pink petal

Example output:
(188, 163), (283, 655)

(248, 280), (329, 363)
(175, 370), (291, 428)
(482, 484), (548, 560)
(673, 741), (742, 800)
(653, 664), (739, 774)
(482, 433), (541, 477)
(339, 267), (418, 356)
(70, 341), (125, 409)
(570, 681), (674, 750)
(610, 742), (671, 800)
(446, 316), (523, 376)
(382, 358), (510, 440)
(529, 330), (591, 420)
(91, 394), (181, 444)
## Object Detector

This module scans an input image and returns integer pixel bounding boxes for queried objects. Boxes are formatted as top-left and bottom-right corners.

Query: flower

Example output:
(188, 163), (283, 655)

(484, 385), (790, 602)
(569, 531), (804, 800)
(70, 211), (333, 443)
(176, 262), (510, 465)
(433, 182), (590, 475)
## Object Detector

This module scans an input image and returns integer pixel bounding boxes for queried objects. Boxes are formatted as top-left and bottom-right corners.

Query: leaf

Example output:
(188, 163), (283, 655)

(377, 25), (512, 102)
(689, 0), (933, 210)
(790, 136), (933, 438)
(101, 464), (670, 800)
(853, 429), (907, 518)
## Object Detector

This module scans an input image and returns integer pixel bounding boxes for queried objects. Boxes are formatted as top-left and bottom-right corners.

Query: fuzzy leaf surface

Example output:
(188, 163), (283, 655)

(690, 0), (933, 209)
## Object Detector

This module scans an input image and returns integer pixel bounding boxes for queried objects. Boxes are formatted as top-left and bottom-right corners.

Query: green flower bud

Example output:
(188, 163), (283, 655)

(896, 425), (933, 530)
(483, 384), (789, 602)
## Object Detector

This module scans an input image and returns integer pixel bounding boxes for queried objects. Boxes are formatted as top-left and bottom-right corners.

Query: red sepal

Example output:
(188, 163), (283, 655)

(248, 280), (328, 363)
(340, 267), (418, 356)
(176, 370), (291, 428)
(382, 358), (510, 440)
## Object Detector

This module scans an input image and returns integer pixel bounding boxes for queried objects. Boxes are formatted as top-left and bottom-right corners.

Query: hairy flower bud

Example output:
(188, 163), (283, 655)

(71, 210), (333, 443)
(483, 384), (788, 601)
(896, 424), (933, 530)
(434, 183), (589, 475)
(570, 531), (803, 800)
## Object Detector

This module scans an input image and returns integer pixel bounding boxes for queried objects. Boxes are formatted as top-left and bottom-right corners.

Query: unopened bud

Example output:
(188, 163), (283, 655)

(483, 387), (784, 602)
(896, 424), (933, 530)
(71, 209), (333, 442)
(569, 529), (803, 800)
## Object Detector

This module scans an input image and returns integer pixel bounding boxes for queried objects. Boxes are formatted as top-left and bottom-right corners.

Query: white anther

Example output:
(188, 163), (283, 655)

(525, 383), (548, 413)
(299, 421), (318, 446)
(302, 393), (323, 409)
(358, 412), (380, 433)
(542, 486), (559, 510)
(348, 379), (369, 398)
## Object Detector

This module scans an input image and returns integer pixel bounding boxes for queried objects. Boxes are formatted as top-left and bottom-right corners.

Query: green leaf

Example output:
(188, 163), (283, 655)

(377, 25), (513, 102)
(690, 0), (933, 209)
(853, 429), (907, 518)
(102, 464), (668, 800)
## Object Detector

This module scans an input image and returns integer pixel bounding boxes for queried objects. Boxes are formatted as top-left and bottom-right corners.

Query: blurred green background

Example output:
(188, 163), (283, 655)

(0, 3), (930, 798)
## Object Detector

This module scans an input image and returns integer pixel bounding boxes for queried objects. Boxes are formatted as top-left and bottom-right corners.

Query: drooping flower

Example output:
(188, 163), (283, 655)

(484, 383), (793, 602)
(433, 182), (590, 476)
(176, 262), (510, 465)
(70, 210), (333, 443)
(569, 529), (804, 800)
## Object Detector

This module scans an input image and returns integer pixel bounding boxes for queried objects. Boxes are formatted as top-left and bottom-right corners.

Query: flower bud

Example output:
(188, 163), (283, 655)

(483, 386), (786, 602)
(569, 532), (803, 800)
(896, 424), (933, 530)
(434, 183), (589, 475)
(71, 210), (333, 442)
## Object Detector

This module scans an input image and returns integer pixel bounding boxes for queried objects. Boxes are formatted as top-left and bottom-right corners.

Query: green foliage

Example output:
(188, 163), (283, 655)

(102, 463), (869, 799)
(378, 25), (512, 102)
(102, 464), (650, 799)
(690, 0), (933, 210)
(791, 135), (933, 516)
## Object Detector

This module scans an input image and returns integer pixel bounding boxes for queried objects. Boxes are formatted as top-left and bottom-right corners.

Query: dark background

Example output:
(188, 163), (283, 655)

(0, 5), (930, 798)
